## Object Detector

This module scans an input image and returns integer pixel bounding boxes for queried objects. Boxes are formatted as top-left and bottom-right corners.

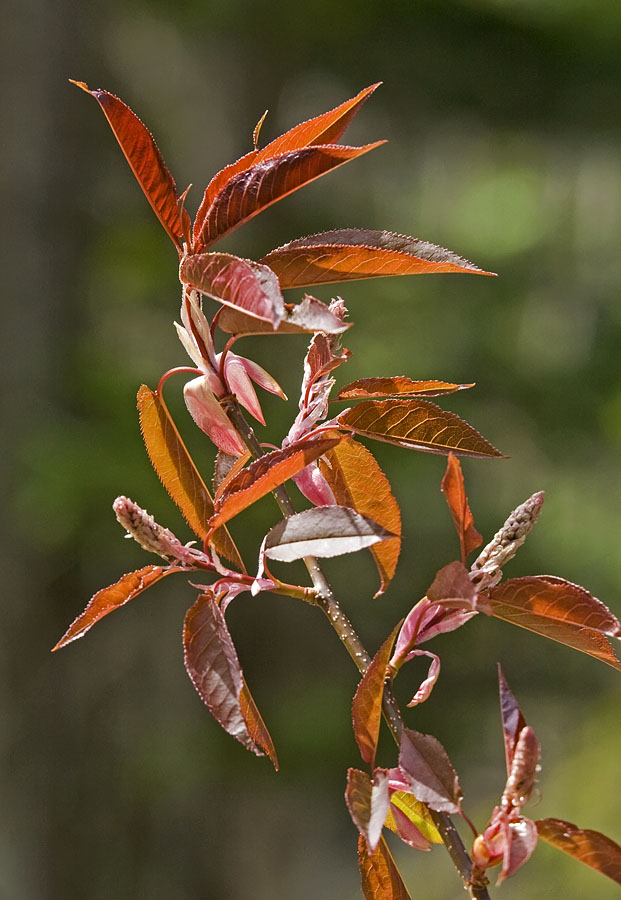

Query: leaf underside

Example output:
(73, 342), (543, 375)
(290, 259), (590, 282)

(398, 727), (463, 814)
(536, 818), (621, 886)
(337, 377), (474, 400)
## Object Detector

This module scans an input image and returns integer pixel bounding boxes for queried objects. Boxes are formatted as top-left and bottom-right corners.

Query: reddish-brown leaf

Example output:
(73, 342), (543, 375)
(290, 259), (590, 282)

(71, 81), (190, 250)
(319, 438), (401, 596)
(239, 678), (279, 771)
(53, 565), (181, 650)
(179, 253), (286, 327)
(441, 453), (482, 563)
(209, 435), (343, 529)
(137, 386), (243, 570)
(217, 294), (351, 336)
(194, 143), (384, 249)
(260, 229), (495, 288)
(337, 378), (474, 400)
(183, 592), (261, 756)
(346, 768), (390, 852)
(358, 834), (412, 900)
(536, 819), (621, 885)
(339, 399), (504, 459)
(352, 623), (401, 766)
(481, 576), (621, 670)
(398, 728), (463, 814)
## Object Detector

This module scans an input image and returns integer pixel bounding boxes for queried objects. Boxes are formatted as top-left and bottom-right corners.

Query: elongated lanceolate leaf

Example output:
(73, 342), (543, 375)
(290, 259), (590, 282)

(217, 294), (351, 336)
(320, 437), (401, 596)
(53, 565), (182, 650)
(536, 818), (621, 886)
(481, 576), (621, 670)
(183, 593), (262, 756)
(71, 81), (190, 250)
(194, 143), (384, 248)
(137, 386), (243, 570)
(240, 679), (279, 770)
(398, 728), (463, 814)
(358, 834), (412, 900)
(352, 623), (401, 766)
(210, 436), (342, 529)
(498, 665), (527, 775)
(346, 768), (390, 852)
(339, 398), (503, 459)
(441, 453), (482, 563)
(263, 505), (395, 563)
(179, 253), (286, 327)
(260, 228), (495, 289)
(337, 377), (474, 401)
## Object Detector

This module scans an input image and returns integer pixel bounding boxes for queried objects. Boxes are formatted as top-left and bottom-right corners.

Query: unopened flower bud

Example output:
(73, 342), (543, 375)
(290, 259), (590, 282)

(502, 725), (541, 812)
(113, 496), (184, 560)
(471, 491), (544, 586)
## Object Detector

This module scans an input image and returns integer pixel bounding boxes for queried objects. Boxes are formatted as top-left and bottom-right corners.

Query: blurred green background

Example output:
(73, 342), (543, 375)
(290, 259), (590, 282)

(3, 0), (621, 898)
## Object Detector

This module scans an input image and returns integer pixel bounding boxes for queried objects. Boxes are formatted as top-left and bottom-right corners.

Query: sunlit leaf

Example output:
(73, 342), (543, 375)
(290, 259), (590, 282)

(352, 623), (401, 766)
(339, 399), (504, 459)
(260, 228), (495, 289)
(52, 565), (182, 650)
(194, 143), (384, 248)
(320, 437), (401, 595)
(398, 728), (463, 814)
(137, 385), (243, 570)
(209, 436), (342, 529)
(71, 81), (190, 250)
(179, 253), (286, 327)
(337, 378), (474, 400)
(480, 576), (621, 670)
(498, 665), (527, 775)
(387, 791), (441, 844)
(358, 834), (412, 900)
(240, 678), (278, 771)
(183, 592), (262, 756)
(536, 818), (621, 886)
(441, 453), (482, 563)
(217, 294), (351, 336)
(263, 505), (396, 563)
(346, 768), (390, 852)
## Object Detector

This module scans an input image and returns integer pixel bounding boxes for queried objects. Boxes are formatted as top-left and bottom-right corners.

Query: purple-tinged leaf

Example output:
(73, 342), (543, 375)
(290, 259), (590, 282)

(404, 650), (441, 707)
(387, 804), (432, 851)
(427, 561), (477, 607)
(337, 377), (474, 401)
(498, 817), (539, 884)
(385, 785), (441, 845)
(502, 726), (540, 811)
(498, 665), (527, 775)
(358, 834), (412, 900)
(398, 728), (463, 814)
(217, 294), (351, 336)
(352, 623), (401, 766)
(536, 818), (621, 886)
(346, 768), (390, 852)
(263, 506), (396, 563)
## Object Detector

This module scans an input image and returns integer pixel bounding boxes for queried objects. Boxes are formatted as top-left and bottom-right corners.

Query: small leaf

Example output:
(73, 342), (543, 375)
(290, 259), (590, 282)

(426, 560), (477, 607)
(339, 399), (504, 459)
(137, 385), (243, 570)
(352, 623), (401, 766)
(387, 791), (441, 844)
(398, 727), (463, 814)
(346, 768), (390, 852)
(358, 834), (412, 900)
(498, 665), (527, 775)
(320, 437), (401, 596)
(536, 818), (621, 886)
(217, 294), (351, 336)
(264, 505), (396, 563)
(71, 81), (190, 250)
(183, 592), (262, 756)
(337, 377), (474, 400)
(53, 565), (181, 650)
(441, 453), (482, 563)
(481, 576), (621, 670)
(261, 228), (495, 289)
(498, 817), (539, 884)
(209, 436), (342, 530)
(179, 253), (286, 327)
(239, 678), (279, 771)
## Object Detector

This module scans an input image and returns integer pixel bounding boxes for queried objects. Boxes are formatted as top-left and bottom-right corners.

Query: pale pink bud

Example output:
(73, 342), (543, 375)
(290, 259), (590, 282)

(183, 376), (246, 456)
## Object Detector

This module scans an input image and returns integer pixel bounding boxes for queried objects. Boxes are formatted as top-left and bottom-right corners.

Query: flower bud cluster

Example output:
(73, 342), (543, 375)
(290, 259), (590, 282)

(471, 491), (544, 588)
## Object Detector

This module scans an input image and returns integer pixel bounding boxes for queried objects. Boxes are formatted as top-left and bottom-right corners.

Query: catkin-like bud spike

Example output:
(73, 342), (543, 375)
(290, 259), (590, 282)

(113, 496), (184, 560)
(471, 491), (544, 586)
(502, 725), (541, 812)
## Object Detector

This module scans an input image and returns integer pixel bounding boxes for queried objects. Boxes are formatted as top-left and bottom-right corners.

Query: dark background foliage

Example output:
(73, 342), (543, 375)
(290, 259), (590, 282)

(3, 1), (621, 897)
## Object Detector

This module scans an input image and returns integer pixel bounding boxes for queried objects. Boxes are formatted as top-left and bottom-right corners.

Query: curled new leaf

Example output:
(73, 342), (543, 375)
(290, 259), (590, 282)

(498, 665), (527, 774)
(263, 505), (396, 563)
(346, 768), (390, 852)
(260, 228), (495, 289)
(352, 623), (401, 767)
(217, 294), (351, 336)
(441, 453), (482, 563)
(339, 399), (504, 459)
(358, 834), (412, 900)
(398, 727), (463, 814)
(337, 378), (474, 400)
(53, 565), (182, 650)
(536, 818), (621, 886)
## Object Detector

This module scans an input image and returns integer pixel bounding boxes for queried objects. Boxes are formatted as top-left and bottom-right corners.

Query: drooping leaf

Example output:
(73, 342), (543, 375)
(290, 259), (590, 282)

(337, 378), (474, 401)
(441, 453), (482, 563)
(239, 678), (279, 771)
(398, 727), (463, 814)
(498, 665), (527, 775)
(263, 505), (396, 563)
(319, 437), (401, 596)
(352, 623), (401, 766)
(387, 791), (441, 844)
(71, 81), (190, 250)
(536, 818), (621, 886)
(183, 592), (262, 757)
(346, 768), (390, 852)
(480, 576), (621, 670)
(209, 436), (342, 529)
(179, 253), (286, 327)
(52, 565), (182, 650)
(338, 398), (504, 459)
(217, 294), (351, 336)
(194, 143), (384, 248)
(358, 834), (412, 900)
(404, 650), (441, 707)
(260, 228), (495, 289)
(137, 385), (243, 570)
